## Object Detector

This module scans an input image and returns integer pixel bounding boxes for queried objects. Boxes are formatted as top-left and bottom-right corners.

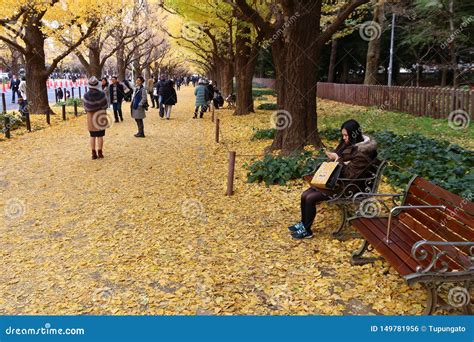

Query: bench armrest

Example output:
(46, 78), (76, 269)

(386, 205), (446, 244)
(410, 240), (474, 274)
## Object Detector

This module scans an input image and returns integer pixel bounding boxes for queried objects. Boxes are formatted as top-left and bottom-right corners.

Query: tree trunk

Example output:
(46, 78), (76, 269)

(234, 22), (257, 115)
(341, 58), (349, 83)
(269, 3), (322, 154)
(440, 66), (448, 86)
(221, 62), (234, 97)
(117, 45), (126, 81)
(24, 21), (53, 115)
(327, 38), (338, 83)
(88, 46), (102, 78)
(10, 47), (20, 76)
(363, 2), (384, 85)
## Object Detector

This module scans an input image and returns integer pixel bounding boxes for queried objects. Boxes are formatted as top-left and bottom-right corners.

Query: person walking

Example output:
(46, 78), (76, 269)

(131, 76), (148, 137)
(84, 76), (109, 160)
(109, 76), (125, 122)
(161, 80), (177, 120)
(10, 75), (20, 103)
(101, 77), (110, 107)
(147, 76), (156, 108)
(156, 75), (167, 118)
(18, 76), (27, 103)
(193, 79), (209, 119)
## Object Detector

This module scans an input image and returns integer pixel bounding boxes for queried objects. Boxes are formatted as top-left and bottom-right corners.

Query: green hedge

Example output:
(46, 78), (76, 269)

(246, 128), (473, 197)
(0, 112), (24, 133)
(55, 98), (83, 107)
(252, 89), (276, 98)
(256, 103), (278, 110)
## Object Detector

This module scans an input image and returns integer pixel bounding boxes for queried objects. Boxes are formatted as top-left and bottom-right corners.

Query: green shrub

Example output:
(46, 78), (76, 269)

(0, 112), (24, 132)
(256, 103), (278, 110)
(55, 98), (83, 107)
(244, 151), (324, 186)
(252, 89), (276, 98)
(251, 128), (276, 140)
(247, 128), (472, 196)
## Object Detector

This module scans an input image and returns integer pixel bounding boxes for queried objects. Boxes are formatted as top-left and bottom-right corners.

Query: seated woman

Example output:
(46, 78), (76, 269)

(289, 119), (378, 239)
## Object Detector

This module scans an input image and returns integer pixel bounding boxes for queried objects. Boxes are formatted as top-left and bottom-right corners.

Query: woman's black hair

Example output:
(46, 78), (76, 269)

(137, 76), (144, 82)
(340, 119), (364, 145)
(101, 77), (108, 86)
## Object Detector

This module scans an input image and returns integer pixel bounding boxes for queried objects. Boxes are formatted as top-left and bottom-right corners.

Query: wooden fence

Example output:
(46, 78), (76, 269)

(316, 82), (473, 119)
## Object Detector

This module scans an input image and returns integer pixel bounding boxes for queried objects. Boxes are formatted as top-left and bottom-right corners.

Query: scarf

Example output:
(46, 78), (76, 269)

(133, 86), (143, 110)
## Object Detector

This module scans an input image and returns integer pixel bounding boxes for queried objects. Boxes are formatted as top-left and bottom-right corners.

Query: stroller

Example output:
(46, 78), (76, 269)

(225, 93), (236, 109)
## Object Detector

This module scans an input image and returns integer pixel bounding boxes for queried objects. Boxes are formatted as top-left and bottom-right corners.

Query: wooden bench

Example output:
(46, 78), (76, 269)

(349, 175), (474, 314)
(304, 159), (387, 239)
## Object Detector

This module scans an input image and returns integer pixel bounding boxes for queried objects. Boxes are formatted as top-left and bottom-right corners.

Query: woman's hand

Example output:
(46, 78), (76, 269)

(325, 151), (339, 161)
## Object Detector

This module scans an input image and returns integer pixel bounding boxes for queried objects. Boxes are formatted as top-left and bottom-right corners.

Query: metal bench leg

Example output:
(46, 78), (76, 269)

(332, 205), (348, 240)
(351, 240), (381, 265)
(423, 283), (438, 315)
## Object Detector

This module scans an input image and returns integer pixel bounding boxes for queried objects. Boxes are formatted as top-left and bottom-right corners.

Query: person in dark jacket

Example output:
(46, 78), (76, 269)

(161, 80), (177, 120)
(206, 81), (215, 111)
(109, 76), (125, 122)
(10, 75), (20, 103)
(213, 89), (224, 109)
(56, 87), (64, 102)
(289, 119), (378, 239)
(155, 75), (168, 118)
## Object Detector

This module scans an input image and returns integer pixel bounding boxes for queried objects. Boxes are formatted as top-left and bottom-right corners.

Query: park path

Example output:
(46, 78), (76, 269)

(0, 86), (425, 315)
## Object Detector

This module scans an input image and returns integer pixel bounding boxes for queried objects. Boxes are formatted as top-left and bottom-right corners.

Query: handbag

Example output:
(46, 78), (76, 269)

(310, 162), (343, 189)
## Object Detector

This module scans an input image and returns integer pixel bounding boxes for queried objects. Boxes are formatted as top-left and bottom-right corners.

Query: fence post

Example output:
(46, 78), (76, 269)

(212, 105), (215, 122)
(62, 104), (66, 120)
(1, 93), (6, 114)
(215, 118), (220, 143)
(25, 109), (31, 132)
(226, 151), (236, 196)
(71, 87), (75, 99)
(4, 115), (10, 138)
(78, 87), (82, 99)
(63, 87), (67, 101)
(46, 110), (51, 125)
(74, 102), (78, 117)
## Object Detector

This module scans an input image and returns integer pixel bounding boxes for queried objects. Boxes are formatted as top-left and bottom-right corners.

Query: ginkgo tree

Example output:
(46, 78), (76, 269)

(0, 0), (113, 114)
(228, 0), (372, 154)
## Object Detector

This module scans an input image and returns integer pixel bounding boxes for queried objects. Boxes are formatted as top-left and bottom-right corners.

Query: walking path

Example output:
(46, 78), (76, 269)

(0, 86), (425, 315)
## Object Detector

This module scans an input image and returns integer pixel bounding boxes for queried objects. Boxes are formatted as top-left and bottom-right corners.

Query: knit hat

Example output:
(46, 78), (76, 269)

(88, 76), (102, 91)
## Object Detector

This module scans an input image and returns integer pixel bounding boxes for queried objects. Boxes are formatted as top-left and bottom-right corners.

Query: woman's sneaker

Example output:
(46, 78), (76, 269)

(288, 221), (304, 232)
(291, 226), (313, 239)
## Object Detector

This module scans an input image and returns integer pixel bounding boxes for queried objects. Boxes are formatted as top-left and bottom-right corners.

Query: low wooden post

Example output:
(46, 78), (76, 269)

(71, 87), (75, 99)
(1, 93), (6, 114)
(25, 110), (31, 132)
(212, 105), (215, 122)
(215, 118), (220, 143)
(226, 151), (236, 196)
(4, 115), (10, 138)
(63, 87), (67, 101)
(74, 102), (78, 117)
(46, 110), (51, 125)
(78, 87), (82, 99)
(62, 104), (66, 120)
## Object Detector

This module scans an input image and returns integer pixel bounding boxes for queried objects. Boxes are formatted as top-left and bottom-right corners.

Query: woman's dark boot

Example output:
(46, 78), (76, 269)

(98, 150), (104, 158)
(92, 150), (98, 160)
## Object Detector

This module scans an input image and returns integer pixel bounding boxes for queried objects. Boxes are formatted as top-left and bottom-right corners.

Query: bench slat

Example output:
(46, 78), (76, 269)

(410, 177), (474, 214)
(351, 217), (416, 276)
(407, 184), (474, 232)
(402, 195), (474, 243)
